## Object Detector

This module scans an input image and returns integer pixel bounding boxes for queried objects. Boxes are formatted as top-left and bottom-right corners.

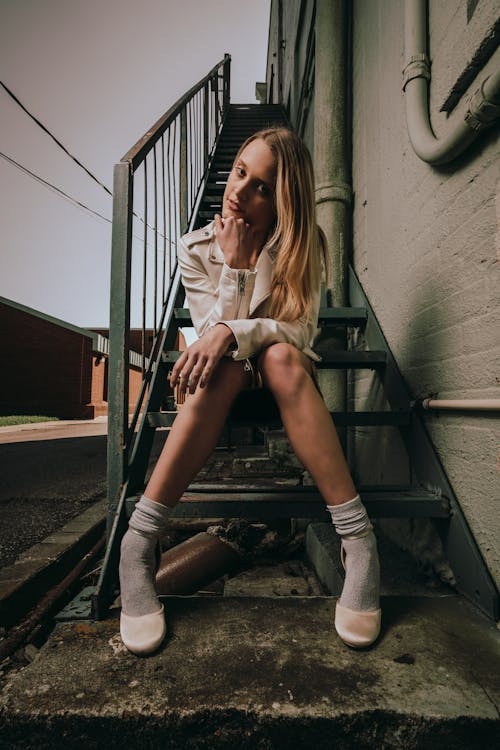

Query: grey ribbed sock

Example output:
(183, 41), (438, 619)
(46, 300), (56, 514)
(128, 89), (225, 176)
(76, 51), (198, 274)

(327, 495), (380, 612)
(119, 495), (171, 617)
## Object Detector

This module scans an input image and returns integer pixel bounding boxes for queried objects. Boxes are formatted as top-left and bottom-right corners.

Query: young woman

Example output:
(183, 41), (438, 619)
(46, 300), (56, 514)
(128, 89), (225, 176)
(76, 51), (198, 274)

(118, 127), (381, 655)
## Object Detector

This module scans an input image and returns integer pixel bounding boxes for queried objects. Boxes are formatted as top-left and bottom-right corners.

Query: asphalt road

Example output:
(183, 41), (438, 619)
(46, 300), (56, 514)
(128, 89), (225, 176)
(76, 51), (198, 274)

(0, 419), (167, 567)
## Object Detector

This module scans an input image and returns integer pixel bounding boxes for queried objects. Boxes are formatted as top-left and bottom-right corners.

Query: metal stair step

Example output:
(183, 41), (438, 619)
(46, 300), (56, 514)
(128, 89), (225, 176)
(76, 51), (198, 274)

(297, 351), (386, 368)
(214, 147), (241, 153)
(199, 206), (222, 214)
(173, 307), (368, 327)
(152, 487), (450, 520)
(200, 200), (222, 208)
(162, 349), (387, 369)
(147, 408), (411, 429)
(202, 195), (225, 203)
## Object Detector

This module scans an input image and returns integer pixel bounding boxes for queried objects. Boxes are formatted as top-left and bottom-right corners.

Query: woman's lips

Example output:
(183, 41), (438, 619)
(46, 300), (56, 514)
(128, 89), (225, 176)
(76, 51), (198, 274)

(227, 199), (244, 214)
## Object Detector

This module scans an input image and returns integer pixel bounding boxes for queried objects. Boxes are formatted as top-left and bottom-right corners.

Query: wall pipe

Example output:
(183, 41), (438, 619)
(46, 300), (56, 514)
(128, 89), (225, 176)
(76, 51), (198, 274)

(314, 0), (351, 446)
(419, 398), (500, 412)
(403, 0), (500, 165)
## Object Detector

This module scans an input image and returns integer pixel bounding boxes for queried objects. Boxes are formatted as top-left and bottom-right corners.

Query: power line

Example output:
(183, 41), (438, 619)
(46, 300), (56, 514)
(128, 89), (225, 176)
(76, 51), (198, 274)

(0, 80), (177, 246)
(0, 150), (176, 253)
(0, 79), (113, 197)
(0, 150), (111, 224)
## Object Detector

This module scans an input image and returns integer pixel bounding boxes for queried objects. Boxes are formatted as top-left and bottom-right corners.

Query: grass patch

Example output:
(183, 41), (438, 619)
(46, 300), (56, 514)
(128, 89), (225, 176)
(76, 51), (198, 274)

(0, 415), (60, 427)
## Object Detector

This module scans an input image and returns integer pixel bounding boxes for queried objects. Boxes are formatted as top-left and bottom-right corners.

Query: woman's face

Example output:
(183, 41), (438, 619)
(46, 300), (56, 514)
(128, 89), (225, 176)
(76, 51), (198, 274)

(222, 138), (277, 237)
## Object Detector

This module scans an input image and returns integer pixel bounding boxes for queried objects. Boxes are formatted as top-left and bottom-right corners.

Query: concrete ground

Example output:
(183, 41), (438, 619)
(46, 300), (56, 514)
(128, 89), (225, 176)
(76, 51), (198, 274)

(1, 419), (498, 747)
(0, 592), (498, 749)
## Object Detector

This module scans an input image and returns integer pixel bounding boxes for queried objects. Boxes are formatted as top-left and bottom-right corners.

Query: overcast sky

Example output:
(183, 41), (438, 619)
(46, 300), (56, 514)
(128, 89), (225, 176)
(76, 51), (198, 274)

(0, 0), (270, 327)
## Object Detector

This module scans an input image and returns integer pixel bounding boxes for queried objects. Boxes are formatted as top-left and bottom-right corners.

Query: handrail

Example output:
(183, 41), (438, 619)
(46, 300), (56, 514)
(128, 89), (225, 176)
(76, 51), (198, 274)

(106, 54), (231, 533)
(123, 56), (230, 169)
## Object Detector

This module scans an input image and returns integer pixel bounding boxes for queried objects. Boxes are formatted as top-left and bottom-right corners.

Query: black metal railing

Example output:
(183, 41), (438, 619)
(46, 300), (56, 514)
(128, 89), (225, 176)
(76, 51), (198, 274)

(106, 55), (231, 533)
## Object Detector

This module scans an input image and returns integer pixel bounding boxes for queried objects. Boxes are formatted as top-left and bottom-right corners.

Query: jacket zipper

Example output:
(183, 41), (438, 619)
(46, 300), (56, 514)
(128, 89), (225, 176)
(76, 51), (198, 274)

(236, 271), (246, 317)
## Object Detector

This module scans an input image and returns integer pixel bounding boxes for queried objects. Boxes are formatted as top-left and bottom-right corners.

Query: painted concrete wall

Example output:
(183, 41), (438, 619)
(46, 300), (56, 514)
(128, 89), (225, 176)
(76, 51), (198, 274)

(351, 0), (499, 586)
(266, 0), (316, 147)
(265, 0), (499, 589)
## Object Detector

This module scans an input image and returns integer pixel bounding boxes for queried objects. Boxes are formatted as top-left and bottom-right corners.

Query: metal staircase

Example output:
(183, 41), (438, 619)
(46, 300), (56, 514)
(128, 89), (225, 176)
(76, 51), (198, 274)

(91, 57), (498, 621)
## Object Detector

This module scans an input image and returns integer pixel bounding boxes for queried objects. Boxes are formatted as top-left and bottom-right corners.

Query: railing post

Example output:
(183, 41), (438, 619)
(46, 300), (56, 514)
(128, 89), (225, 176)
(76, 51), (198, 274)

(180, 107), (188, 234)
(203, 82), (209, 175)
(95, 56), (232, 618)
(107, 161), (133, 536)
(212, 74), (220, 134)
(223, 53), (231, 114)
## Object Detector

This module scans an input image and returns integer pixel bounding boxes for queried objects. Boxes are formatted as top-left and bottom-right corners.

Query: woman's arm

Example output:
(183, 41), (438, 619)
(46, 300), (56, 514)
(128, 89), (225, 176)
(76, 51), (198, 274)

(220, 307), (321, 361)
(175, 233), (321, 391)
(172, 235), (254, 395)
(177, 236), (257, 335)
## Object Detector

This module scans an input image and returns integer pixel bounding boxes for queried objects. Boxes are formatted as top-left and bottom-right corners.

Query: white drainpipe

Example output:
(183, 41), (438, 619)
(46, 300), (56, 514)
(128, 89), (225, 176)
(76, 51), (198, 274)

(403, 0), (500, 165)
(419, 399), (500, 412)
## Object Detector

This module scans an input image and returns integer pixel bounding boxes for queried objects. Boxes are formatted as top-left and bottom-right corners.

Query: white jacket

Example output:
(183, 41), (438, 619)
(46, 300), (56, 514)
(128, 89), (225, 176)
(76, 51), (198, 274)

(177, 219), (321, 362)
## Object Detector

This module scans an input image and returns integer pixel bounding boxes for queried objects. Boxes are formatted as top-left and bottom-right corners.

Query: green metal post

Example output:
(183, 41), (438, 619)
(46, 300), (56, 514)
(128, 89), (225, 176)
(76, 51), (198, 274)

(213, 74), (220, 134)
(314, 0), (351, 453)
(203, 82), (209, 175)
(180, 108), (188, 235)
(223, 53), (231, 114)
(107, 161), (133, 537)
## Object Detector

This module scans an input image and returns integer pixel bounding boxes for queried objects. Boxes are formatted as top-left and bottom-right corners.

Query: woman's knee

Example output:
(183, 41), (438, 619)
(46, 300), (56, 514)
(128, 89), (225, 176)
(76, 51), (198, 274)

(189, 359), (248, 407)
(258, 343), (310, 398)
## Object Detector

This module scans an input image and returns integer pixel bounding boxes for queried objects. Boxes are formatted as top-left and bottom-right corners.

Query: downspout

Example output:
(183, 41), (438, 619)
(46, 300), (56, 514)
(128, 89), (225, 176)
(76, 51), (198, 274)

(403, 0), (500, 165)
(314, 0), (352, 447)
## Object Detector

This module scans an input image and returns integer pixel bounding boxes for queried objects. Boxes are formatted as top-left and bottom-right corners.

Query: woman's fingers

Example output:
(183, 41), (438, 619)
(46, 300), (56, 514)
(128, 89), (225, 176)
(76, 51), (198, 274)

(170, 352), (195, 392)
(186, 356), (209, 394)
(199, 360), (215, 389)
(170, 326), (230, 394)
(170, 351), (187, 388)
(214, 213), (225, 232)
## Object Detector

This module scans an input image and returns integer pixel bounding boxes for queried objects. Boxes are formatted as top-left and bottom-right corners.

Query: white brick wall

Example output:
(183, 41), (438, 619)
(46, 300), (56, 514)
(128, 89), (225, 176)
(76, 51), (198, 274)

(352, 0), (500, 586)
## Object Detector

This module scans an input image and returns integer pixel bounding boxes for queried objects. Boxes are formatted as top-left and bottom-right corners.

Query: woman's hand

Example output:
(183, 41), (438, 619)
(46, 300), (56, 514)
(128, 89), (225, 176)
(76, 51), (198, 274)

(169, 323), (236, 395)
(214, 214), (255, 269)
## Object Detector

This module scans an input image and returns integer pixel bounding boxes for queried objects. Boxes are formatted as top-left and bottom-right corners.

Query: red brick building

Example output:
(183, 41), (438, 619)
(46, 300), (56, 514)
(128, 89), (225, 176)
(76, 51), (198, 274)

(0, 297), (145, 419)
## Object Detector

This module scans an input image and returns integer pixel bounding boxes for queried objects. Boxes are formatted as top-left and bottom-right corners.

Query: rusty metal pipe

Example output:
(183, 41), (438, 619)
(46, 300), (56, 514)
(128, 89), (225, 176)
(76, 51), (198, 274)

(0, 535), (106, 664)
(155, 532), (241, 595)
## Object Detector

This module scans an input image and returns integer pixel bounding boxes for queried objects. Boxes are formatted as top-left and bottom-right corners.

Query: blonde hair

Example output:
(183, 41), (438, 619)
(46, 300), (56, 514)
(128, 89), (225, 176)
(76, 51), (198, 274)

(233, 126), (328, 322)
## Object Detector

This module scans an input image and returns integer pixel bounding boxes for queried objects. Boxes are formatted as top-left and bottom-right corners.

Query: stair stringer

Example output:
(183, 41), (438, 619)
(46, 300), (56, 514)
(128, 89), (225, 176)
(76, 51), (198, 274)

(348, 264), (499, 620)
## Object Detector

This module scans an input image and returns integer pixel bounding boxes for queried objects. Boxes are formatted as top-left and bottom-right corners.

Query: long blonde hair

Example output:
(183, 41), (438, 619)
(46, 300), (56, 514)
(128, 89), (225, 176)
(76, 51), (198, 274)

(232, 126), (328, 322)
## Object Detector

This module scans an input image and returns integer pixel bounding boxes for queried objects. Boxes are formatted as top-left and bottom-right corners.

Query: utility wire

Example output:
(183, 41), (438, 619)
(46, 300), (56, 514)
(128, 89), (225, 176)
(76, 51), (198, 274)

(0, 150), (175, 253)
(0, 150), (111, 224)
(1, 80), (177, 246)
(0, 79), (113, 197)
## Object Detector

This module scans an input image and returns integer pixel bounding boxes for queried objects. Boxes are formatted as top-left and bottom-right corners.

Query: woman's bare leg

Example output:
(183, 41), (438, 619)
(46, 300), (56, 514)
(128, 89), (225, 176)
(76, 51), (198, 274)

(146, 358), (250, 505)
(118, 358), (249, 646)
(258, 343), (381, 647)
(257, 343), (356, 505)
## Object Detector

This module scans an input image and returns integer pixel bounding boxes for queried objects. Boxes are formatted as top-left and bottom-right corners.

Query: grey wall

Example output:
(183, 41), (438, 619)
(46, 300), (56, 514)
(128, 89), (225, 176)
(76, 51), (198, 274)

(266, 0), (316, 148)
(351, 0), (499, 587)
(265, 0), (500, 589)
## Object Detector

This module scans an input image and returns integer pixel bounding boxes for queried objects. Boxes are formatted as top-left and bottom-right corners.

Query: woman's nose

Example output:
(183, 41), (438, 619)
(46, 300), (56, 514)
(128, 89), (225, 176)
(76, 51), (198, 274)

(234, 179), (248, 199)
